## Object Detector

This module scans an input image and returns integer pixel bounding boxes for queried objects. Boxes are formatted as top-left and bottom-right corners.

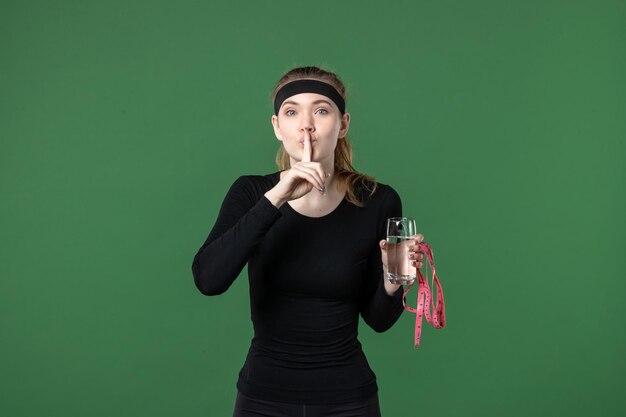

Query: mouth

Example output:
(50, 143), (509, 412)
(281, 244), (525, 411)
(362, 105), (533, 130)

(298, 140), (317, 145)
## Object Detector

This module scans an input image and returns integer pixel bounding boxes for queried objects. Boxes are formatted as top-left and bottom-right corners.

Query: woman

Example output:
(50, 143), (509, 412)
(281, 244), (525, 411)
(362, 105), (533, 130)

(192, 66), (425, 417)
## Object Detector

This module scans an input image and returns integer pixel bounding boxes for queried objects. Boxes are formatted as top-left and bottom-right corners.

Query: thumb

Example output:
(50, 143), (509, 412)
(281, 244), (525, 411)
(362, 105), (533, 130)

(379, 239), (387, 251)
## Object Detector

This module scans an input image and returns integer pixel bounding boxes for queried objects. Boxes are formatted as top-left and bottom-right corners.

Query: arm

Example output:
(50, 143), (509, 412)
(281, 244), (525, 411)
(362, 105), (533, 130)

(191, 176), (282, 296)
(359, 186), (405, 332)
(360, 247), (405, 333)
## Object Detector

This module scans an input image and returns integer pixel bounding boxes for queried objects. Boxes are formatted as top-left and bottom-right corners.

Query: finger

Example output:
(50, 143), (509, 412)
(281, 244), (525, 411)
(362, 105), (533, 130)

(414, 234), (424, 244)
(300, 162), (327, 188)
(292, 166), (324, 192)
(380, 240), (389, 271)
(302, 130), (312, 163)
(408, 244), (423, 253)
(293, 165), (324, 191)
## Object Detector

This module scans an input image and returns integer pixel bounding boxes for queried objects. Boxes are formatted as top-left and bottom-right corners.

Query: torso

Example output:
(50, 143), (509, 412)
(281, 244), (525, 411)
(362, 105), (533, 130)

(224, 171), (402, 404)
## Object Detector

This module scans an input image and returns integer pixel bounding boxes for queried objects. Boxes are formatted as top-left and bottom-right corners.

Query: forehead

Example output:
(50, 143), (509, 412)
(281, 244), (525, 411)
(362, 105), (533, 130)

(281, 93), (335, 107)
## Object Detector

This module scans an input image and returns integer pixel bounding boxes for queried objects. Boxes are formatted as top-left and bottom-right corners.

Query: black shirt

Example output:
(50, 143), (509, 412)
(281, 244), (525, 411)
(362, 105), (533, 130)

(192, 171), (405, 404)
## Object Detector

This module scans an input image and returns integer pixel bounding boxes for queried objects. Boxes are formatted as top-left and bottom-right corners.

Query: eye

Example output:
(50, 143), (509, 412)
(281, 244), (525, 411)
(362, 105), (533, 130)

(285, 109), (296, 116)
(317, 108), (329, 115)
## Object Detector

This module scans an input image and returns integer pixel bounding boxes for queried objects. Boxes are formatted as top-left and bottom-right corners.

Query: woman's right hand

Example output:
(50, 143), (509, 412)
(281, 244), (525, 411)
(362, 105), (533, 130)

(264, 130), (329, 207)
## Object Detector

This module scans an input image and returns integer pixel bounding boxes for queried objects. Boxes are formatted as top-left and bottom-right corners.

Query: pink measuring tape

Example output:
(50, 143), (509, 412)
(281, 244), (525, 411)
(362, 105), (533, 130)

(402, 242), (446, 348)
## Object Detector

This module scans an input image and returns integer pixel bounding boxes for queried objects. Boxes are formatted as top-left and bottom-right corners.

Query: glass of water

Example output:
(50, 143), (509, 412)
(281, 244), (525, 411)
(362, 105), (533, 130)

(386, 217), (417, 285)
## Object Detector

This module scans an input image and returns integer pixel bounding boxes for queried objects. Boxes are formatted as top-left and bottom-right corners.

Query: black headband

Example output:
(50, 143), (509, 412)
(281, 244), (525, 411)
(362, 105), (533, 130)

(274, 79), (346, 115)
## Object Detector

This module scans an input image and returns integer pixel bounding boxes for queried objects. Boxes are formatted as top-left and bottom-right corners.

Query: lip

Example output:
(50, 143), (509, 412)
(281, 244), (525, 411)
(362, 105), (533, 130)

(298, 140), (317, 145)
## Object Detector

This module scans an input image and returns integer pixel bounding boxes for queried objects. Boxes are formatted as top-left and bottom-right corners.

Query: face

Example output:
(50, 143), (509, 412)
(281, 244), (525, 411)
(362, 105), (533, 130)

(271, 92), (350, 166)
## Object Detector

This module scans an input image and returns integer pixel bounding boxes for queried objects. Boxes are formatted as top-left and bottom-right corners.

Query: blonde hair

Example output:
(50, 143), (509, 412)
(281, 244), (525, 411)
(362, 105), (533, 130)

(271, 66), (377, 207)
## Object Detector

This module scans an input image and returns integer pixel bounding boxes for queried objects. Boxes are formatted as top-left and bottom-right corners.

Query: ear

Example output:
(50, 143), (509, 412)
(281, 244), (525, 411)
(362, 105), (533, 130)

(271, 114), (283, 142)
(338, 112), (351, 139)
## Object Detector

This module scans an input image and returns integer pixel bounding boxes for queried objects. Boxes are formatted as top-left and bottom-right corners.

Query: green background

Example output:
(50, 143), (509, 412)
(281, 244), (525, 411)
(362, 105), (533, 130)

(1, 0), (624, 416)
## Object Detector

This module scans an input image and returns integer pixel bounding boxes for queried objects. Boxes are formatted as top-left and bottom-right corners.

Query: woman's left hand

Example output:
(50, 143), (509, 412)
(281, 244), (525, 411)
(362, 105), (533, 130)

(380, 234), (426, 295)
(408, 234), (426, 270)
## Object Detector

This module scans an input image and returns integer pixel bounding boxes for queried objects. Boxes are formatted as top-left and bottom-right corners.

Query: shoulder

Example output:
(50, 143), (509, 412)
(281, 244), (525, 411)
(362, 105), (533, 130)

(226, 171), (281, 203)
(355, 178), (401, 207)
(352, 178), (402, 235)
(375, 182), (400, 202)
(232, 171), (280, 190)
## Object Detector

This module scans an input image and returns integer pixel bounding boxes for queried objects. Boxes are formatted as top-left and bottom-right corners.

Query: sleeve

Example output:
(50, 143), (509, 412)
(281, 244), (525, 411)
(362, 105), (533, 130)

(359, 186), (405, 333)
(191, 176), (282, 296)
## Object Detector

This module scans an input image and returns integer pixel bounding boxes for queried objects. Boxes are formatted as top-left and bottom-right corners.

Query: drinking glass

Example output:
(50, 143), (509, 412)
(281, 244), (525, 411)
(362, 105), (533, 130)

(386, 217), (417, 284)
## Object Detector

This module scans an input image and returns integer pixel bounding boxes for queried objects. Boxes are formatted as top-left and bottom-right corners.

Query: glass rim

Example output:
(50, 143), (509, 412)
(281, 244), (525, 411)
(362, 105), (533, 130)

(386, 217), (415, 222)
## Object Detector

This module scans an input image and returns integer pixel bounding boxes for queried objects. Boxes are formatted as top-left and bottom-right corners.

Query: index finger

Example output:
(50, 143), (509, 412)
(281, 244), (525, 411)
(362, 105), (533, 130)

(302, 130), (312, 163)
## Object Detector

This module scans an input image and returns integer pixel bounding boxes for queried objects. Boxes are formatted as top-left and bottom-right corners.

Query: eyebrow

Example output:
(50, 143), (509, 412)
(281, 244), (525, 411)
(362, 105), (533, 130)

(281, 99), (333, 107)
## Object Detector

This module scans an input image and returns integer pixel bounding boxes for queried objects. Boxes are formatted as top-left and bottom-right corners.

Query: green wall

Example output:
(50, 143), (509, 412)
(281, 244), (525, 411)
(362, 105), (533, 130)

(1, 1), (624, 416)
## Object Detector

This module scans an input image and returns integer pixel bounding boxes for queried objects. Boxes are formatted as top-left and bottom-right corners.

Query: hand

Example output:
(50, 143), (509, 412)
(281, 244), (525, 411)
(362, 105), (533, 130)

(379, 234), (425, 295)
(265, 130), (329, 206)
(379, 233), (425, 272)
(408, 234), (425, 270)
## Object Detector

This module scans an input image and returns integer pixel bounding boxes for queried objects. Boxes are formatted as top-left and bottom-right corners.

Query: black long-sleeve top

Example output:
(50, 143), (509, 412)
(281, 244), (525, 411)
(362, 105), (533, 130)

(191, 171), (405, 404)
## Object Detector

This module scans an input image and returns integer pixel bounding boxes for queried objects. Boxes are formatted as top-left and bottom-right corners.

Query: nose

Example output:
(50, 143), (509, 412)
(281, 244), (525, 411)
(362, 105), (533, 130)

(300, 115), (315, 133)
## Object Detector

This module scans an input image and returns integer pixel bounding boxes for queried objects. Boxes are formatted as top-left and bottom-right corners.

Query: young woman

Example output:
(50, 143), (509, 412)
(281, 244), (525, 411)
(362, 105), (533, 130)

(192, 66), (425, 417)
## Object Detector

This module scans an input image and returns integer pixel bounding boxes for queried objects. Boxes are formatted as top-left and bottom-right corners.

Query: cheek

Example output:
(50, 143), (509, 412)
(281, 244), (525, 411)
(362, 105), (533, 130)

(323, 119), (342, 136)
(278, 124), (299, 141)
(280, 140), (300, 158)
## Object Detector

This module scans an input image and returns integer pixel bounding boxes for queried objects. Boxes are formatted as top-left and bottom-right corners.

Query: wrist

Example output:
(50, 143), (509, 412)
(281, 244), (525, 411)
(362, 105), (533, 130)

(383, 275), (402, 296)
(264, 189), (286, 208)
